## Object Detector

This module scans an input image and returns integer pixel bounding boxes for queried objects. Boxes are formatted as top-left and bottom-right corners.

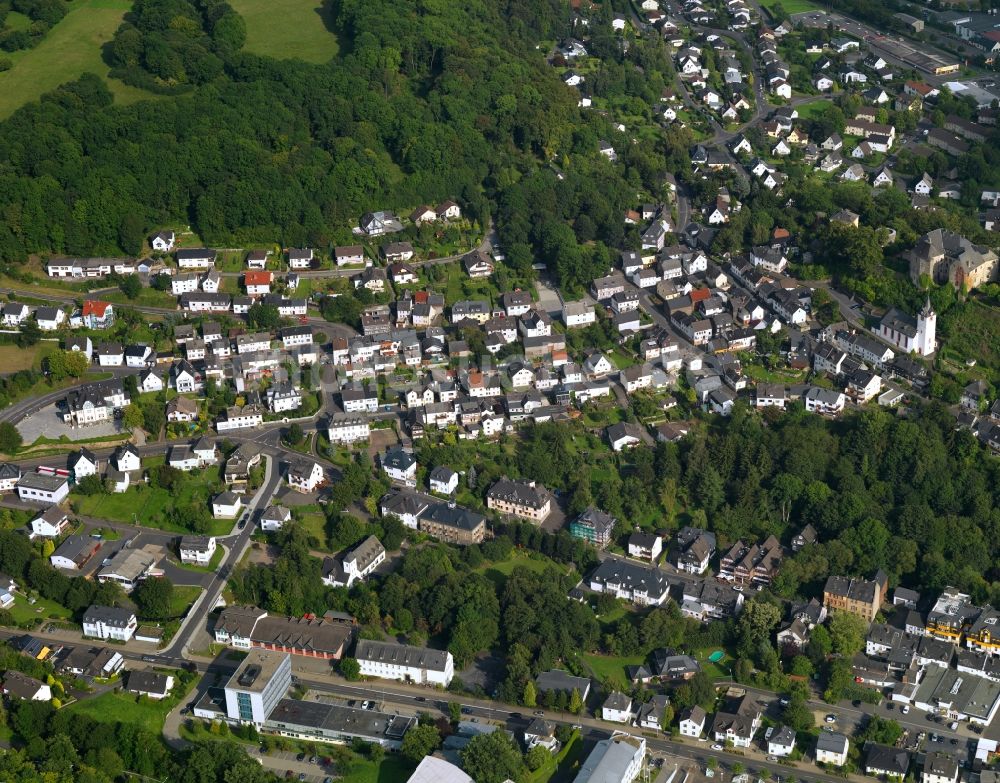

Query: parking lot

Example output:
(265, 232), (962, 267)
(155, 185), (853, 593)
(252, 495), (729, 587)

(16, 402), (124, 443)
(256, 749), (334, 783)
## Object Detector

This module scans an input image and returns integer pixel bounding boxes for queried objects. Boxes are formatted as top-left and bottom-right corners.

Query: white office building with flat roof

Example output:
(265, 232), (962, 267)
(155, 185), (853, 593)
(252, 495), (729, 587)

(224, 649), (292, 725)
(572, 733), (646, 783)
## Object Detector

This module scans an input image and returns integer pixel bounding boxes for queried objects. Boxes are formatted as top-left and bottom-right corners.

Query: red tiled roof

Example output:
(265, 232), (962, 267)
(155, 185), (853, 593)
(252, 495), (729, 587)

(243, 271), (273, 286)
(82, 300), (111, 317)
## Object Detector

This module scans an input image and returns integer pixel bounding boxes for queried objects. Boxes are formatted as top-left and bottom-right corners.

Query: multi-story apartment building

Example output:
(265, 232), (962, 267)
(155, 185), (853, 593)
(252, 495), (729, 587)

(355, 640), (454, 686)
(718, 535), (783, 586)
(486, 478), (551, 522)
(823, 571), (887, 623)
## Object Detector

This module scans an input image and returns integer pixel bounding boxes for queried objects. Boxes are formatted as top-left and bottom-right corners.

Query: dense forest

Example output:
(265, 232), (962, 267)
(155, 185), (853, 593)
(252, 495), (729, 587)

(0, 0), (600, 261)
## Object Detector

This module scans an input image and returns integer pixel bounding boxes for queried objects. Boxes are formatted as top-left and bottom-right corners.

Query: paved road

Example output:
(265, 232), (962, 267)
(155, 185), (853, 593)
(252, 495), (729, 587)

(162, 454), (279, 658)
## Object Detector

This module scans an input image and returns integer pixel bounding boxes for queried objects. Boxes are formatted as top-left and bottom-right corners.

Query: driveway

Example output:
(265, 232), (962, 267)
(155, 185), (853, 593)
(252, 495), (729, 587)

(534, 275), (564, 317)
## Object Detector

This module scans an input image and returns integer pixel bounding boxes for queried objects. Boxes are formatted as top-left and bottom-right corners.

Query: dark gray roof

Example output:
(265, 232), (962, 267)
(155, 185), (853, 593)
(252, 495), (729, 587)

(83, 605), (135, 627)
(865, 744), (910, 776)
(535, 669), (590, 695)
(355, 639), (451, 672)
(127, 670), (171, 695)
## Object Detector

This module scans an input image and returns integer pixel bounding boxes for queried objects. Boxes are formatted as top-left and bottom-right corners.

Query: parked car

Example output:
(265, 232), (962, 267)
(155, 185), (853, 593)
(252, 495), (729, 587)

(825, 714), (837, 723)
(711, 744), (724, 751)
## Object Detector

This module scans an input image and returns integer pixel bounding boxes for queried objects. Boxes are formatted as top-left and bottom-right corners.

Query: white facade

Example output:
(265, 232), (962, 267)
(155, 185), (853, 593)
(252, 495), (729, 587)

(260, 506), (291, 532)
(180, 536), (217, 565)
(212, 494), (243, 519)
(287, 461), (324, 493)
(816, 733), (849, 766)
(82, 607), (137, 641)
(31, 509), (69, 538)
(679, 712), (705, 738)
(224, 650), (292, 725)
(328, 416), (370, 444)
(429, 470), (459, 496)
(355, 640), (454, 686)
(877, 302), (936, 357)
(16, 475), (70, 505)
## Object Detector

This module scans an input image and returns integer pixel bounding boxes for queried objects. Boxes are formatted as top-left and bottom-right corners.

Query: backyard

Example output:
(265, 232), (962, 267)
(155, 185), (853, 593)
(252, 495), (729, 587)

(72, 456), (232, 535)
(67, 672), (194, 735)
(476, 550), (567, 589)
(580, 652), (646, 690)
(8, 594), (72, 626)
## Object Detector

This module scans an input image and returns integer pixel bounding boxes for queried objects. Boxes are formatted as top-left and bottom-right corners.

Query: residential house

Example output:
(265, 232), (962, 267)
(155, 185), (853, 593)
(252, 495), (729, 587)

(627, 532), (662, 562)
(179, 536), (216, 566)
(816, 732), (849, 766)
(675, 526), (716, 575)
(768, 726), (796, 757)
(486, 478), (551, 522)
(711, 694), (762, 748)
(82, 605), (137, 642)
(588, 558), (670, 606)
(286, 460), (324, 493)
(602, 692), (634, 723)
(381, 447), (417, 486)
(679, 706), (707, 738)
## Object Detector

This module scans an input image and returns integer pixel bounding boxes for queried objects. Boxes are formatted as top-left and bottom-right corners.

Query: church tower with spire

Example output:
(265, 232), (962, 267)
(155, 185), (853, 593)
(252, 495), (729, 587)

(917, 296), (936, 356)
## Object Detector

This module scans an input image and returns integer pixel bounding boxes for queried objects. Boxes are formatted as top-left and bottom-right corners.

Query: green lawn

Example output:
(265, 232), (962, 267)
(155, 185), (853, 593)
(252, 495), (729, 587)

(531, 730), (585, 783)
(794, 98), (834, 120)
(759, 0), (820, 14)
(477, 552), (563, 588)
(8, 595), (72, 625)
(229, 0), (339, 63)
(67, 678), (191, 735)
(296, 506), (328, 548)
(0, 0), (159, 120)
(0, 341), (59, 373)
(73, 456), (231, 535)
(610, 348), (636, 370)
(941, 300), (1000, 382)
(434, 261), (501, 307)
(339, 754), (415, 783)
(166, 585), (202, 619)
(581, 653), (646, 690)
(694, 648), (734, 681)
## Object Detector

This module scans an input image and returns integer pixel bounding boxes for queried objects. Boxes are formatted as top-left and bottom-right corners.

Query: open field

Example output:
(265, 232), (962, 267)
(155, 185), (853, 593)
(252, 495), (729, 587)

(0, 341), (59, 373)
(167, 585), (203, 619)
(229, 0), (339, 63)
(794, 98), (834, 120)
(0, 0), (158, 120)
(581, 652), (645, 690)
(67, 675), (193, 734)
(759, 0), (821, 15)
(73, 456), (232, 535)
(940, 300), (1000, 381)
(476, 551), (566, 588)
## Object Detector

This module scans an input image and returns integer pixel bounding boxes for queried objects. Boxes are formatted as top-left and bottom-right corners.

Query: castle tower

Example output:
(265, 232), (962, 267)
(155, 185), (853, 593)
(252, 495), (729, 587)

(917, 296), (936, 356)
